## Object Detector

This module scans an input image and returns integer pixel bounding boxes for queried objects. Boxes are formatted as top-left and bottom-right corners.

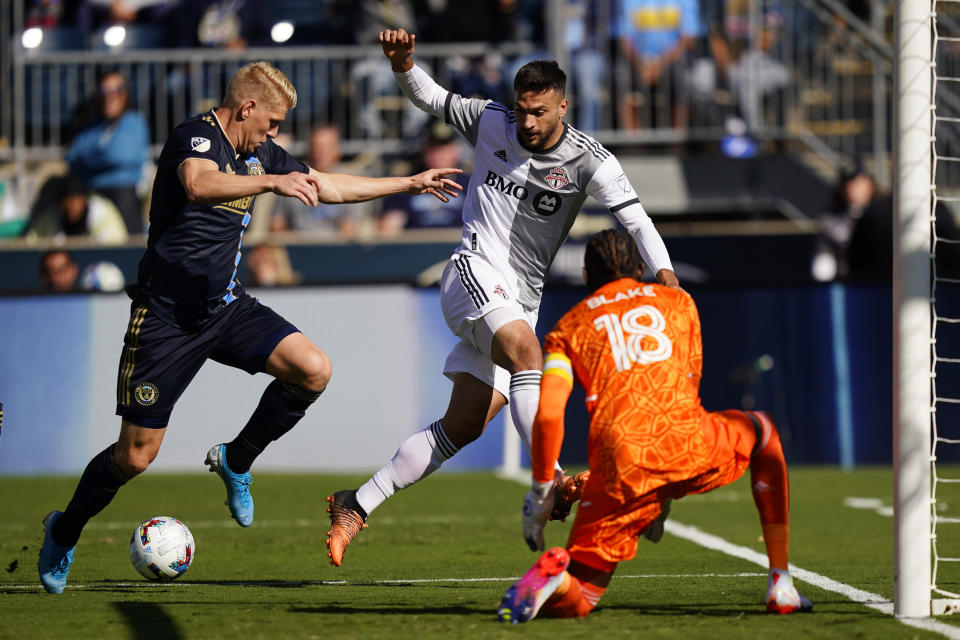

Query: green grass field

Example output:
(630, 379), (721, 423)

(2, 467), (959, 639)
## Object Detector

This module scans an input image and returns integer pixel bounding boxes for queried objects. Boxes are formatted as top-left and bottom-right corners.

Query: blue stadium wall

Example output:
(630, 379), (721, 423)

(0, 282), (908, 475)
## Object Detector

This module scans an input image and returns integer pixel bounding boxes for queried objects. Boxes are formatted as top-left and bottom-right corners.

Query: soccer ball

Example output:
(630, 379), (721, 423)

(129, 516), (195, 581)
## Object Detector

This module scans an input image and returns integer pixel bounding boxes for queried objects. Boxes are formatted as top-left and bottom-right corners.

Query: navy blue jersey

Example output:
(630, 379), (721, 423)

(137, 110), (307, 328)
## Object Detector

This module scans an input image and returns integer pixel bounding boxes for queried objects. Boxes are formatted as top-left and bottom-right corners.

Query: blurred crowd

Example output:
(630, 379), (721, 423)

(4, 0), (916, 290)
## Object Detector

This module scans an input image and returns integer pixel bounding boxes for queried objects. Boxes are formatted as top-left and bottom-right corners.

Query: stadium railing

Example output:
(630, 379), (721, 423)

(0, 0), (893, 176)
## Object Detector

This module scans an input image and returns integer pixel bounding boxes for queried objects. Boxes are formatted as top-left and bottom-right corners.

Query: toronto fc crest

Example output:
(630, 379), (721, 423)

(544, 167), (569, 189)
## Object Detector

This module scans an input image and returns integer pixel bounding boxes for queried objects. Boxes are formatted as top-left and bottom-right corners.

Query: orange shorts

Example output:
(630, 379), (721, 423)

(566, 410), (761, 572)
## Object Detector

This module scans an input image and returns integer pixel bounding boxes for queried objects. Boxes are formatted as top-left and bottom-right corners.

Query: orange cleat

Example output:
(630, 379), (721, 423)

(325, 490), (367, 567)
(550, 471), (589, 522)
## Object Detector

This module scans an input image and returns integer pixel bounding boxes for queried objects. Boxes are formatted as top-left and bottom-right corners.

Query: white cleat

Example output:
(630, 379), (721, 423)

(766, 568), (813, 614)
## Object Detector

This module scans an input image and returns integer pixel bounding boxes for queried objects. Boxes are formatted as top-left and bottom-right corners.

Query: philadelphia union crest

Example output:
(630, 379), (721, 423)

(135, 382), (159, 406)
(246, 157), (265, 176)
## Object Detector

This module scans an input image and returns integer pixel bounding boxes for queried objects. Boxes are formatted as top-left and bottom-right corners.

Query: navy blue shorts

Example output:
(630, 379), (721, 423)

(115, 293), (298, 428)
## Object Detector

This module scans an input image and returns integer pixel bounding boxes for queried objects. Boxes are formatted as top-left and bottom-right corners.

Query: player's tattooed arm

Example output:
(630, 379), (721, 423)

(178, 158), (321, 207)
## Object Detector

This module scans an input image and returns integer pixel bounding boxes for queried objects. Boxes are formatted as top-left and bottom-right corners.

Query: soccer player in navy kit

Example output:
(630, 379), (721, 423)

(37, 61), (462, 594)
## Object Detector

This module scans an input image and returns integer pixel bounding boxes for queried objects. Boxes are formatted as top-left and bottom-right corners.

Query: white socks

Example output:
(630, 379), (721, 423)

(355, 369), (552, 518)
(356, 420), (458, 516)
(508, 370), (542, 449)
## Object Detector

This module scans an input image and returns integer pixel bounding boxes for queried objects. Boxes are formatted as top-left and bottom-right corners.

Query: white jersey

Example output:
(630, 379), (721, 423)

(397, 65), (673, 310)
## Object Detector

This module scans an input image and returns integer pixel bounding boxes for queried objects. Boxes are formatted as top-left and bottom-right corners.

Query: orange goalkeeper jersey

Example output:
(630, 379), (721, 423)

(541, 277), (712, 500)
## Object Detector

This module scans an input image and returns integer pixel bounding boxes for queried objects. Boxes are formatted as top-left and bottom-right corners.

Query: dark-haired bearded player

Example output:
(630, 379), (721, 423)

(326, 30), (681, 567)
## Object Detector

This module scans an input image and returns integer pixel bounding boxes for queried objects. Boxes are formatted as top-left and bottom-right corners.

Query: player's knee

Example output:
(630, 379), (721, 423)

(115, 446), (157, 477)
(300, 349), (332, 392)
(438, 412), (485, 448)
(492, 322), (542, 374)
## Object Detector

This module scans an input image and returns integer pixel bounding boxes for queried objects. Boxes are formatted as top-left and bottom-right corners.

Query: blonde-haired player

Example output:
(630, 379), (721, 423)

(37, 61), (462, 594)
(499, 229), (811, 622)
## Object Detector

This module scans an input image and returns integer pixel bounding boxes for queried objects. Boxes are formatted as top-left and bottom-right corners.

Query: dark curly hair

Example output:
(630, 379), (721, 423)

(584, 229), (644, 289)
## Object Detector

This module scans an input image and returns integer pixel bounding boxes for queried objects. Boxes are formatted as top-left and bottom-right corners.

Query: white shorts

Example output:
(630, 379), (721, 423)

(439, 255), (539, 398)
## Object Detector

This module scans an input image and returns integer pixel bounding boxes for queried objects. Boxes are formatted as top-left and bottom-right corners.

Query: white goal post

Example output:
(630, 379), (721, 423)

(893, 0), (933, 618)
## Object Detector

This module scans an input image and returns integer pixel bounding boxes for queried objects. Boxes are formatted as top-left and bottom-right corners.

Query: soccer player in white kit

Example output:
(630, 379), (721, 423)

(326, 29), (681, 566)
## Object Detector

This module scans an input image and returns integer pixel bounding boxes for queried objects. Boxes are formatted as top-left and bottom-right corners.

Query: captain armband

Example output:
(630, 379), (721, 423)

(542, 353), (574, 387)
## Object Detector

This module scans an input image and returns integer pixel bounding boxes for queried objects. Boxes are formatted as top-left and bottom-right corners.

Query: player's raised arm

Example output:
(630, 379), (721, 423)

(380, 29), (448, 118)
(308, 166), (462, 204)
(178, 157), (322, 207)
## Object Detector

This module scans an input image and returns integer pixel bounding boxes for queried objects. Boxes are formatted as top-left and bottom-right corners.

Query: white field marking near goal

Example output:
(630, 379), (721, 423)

(665, 521), (960, 639)
(0, 572), (767, 590)
(843, 497), (894, 517)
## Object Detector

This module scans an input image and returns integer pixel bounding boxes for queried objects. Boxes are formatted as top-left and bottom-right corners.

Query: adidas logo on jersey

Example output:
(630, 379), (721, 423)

(494, 149), (507, 162)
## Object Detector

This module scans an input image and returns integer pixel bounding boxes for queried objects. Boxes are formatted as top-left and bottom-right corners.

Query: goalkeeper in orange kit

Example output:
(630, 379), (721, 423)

(498, 229), (812, 623)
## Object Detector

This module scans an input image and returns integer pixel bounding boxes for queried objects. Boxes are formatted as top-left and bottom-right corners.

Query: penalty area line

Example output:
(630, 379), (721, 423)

(665, 521), (960, 639)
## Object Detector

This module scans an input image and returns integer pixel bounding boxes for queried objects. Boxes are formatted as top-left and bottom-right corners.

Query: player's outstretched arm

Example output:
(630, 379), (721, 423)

(179, 158), (321, 206)
(309, 167), (462, 204)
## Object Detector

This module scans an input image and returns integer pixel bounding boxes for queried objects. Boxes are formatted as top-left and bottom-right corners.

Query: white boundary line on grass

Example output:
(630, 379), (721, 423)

(0, 572), (766, 591)
(665, 521), (960, 639)
(500, 469), (960, 636)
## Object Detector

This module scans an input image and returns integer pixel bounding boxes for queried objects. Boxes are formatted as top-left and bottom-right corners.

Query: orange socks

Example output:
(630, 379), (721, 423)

(542, 572), (607, 618)
(749, 413), (790, 570)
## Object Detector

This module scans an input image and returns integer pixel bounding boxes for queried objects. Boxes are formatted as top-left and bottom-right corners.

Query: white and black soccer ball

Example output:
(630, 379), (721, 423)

(80, 261), (126, 292)
(129, 516), (195, 581)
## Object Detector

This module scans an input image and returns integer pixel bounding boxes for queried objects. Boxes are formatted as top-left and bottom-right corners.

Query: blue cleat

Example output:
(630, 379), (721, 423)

(205, 444), (254, 527)
(498, 547), (570, 624)
(38, 511), (75, 594)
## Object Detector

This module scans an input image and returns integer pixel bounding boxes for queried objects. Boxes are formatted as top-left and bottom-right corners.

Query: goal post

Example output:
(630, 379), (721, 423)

(893, 0), (933, 618)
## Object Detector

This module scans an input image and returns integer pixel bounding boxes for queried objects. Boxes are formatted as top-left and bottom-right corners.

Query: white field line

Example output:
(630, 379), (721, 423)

(665, 521), (960, 639)
(0, 572), (766, 590)
(505, 472), (960, 637)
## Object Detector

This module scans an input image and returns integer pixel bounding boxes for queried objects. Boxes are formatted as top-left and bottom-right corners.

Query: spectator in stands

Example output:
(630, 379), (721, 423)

(810, 166), (960, 283)
(171, 0), (271, 48)
(269, 126), (370, 238)
(811, 167), (874, 282)
(847, 180), (960, 283)
(40, 249), (79, 292)
(699, 0), (790, 134)
(66, 71), (149, 234)
(82, 0), (177, 29)
(618, 0), (703, 130)
(378, 122), (469, 235)
(25, 176), (129, 245)
(244, 244), (301, 287)
(25, 0), (84, 28)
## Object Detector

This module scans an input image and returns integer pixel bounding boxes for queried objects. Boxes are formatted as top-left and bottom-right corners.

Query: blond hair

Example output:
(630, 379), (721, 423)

(223, 61), (297, 110)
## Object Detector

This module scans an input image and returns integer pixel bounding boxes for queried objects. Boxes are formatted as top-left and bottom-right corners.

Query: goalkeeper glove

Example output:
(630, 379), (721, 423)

(522, 479), (555, 551)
